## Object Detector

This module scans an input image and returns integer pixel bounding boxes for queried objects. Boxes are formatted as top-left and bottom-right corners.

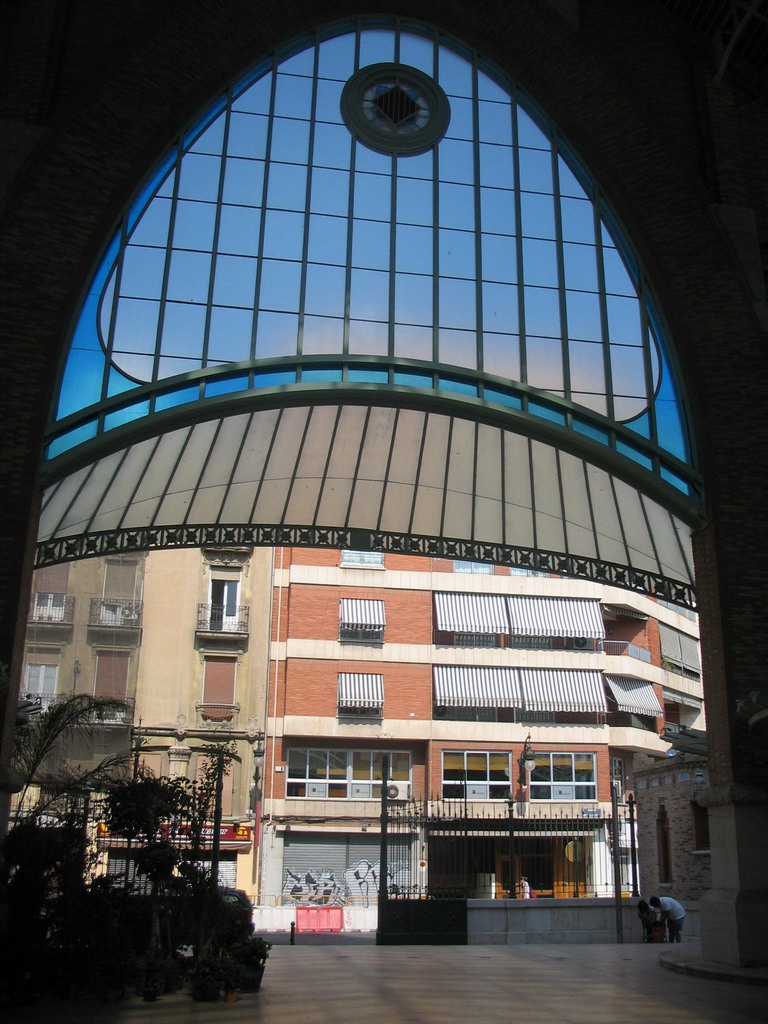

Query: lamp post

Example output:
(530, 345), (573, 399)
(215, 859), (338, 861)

(508, 736), (536, 897)
(251, 740), (266, 899)
(626, 790), (639, 897)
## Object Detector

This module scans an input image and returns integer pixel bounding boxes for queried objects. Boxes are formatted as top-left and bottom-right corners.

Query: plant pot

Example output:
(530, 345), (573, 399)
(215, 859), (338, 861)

(191, 978), (220, 1002)
(240, 965), (266, 992)
(224, 988), (240, 1003)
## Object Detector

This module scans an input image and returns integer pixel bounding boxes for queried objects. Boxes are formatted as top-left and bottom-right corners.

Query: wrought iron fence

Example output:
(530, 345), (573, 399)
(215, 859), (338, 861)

(382, 798), (635, 901)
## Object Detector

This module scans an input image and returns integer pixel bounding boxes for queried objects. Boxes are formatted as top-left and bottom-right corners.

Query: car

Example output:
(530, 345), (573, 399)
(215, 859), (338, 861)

(220, 886), (253, 924)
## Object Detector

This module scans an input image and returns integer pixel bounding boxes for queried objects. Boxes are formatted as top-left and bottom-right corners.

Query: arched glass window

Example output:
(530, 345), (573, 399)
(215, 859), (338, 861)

(49, 20), (694, 497)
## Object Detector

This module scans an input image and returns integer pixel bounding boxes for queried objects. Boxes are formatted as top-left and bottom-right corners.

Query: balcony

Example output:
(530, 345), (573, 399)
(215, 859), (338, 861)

(88, 597), (143, 640)
(21, 691), (135, 725)
(195, 702), (240, 728)
(196, 604), (249, 634)
(601, 640), (651, 662)
(28, 592), (75, 641)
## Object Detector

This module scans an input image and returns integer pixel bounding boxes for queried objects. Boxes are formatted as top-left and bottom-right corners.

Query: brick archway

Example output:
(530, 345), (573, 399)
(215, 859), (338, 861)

(1, 1), (766, 968)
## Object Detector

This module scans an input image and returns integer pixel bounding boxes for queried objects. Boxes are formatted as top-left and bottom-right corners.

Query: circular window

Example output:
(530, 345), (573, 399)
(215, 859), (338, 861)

(340, 63), (451, 156)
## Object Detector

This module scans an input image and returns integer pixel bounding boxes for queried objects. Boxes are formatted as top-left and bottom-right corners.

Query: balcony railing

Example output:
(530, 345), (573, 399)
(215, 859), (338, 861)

(21, 692), (135, 724)
(601, 640), (651, 662)
(89, 598), (143, 627)
(29, 593), (75, 624)
(196, 604), (249, 633)
(196, 702), (240, 727)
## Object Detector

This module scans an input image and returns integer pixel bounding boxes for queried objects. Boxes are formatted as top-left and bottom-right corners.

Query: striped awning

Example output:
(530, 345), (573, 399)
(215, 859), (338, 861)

(506, 597), (605, 638)
(518, 669), (608, 713)
(339, 598), (386, 629)
(606, 675), (663, 717)
(338, 673), (384, 708)
(658, 623), (700, 674)
(433, 666), (522, 708)
(434, 592), (509, 633)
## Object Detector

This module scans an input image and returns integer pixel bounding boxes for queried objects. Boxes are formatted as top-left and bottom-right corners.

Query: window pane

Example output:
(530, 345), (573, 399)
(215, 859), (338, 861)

(207, 306), (252, 361)
(439, 229), (476, 279)
(352, 750), (372, 779)
(328, 750), (347, 779)
(227, 112), (268, 159)
(466, 752), (487, 780)
(259, 259), (302, 312)
(308, 750), (328, 779)
(552, 754), (573, 782)
(308, 215), (348, 265)
(288, 749), (307, 777)
(396, 224), (433, 273)
(267, 163), (308, 211)
(443, 752), (464, 778)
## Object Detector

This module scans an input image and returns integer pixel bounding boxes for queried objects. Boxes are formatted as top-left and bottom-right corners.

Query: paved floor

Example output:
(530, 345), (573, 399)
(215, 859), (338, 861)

(5, 939), (768, 1024)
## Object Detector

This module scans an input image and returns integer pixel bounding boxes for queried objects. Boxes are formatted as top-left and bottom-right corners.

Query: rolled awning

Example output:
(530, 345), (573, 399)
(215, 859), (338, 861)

(433, 666), (522, 708)
(506, 597), (605, 638)
(339, 598), (386, 628)
(658, 623), (700, 674)
(662, 687), (702, 709)
(434, 592), (509, 633)
(606, 675), (663, 717)
(338, 673), (384, 708)
(518, 669), (608, 713)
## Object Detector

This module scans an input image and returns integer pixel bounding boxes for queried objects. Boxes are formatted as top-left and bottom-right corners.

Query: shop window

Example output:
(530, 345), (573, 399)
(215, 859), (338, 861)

(442, 750), (511, 799)
(529, 752), (597, 801)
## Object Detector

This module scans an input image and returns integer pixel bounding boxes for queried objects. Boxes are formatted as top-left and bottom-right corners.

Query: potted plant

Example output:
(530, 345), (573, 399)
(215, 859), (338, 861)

(230, 935), (272, 992)
(189, 954), (222, 1002)
(218, 956), (243, 1004)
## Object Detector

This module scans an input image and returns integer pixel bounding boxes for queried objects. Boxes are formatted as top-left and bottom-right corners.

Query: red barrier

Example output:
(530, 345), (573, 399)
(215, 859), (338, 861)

(295, 906), (344, 932)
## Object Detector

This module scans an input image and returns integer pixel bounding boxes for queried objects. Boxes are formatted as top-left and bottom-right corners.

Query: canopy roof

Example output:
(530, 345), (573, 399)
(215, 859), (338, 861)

(36, 19), (702, 608)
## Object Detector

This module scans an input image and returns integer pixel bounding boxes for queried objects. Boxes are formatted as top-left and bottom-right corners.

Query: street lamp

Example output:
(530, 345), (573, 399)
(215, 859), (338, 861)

(517, 734), (537, 790)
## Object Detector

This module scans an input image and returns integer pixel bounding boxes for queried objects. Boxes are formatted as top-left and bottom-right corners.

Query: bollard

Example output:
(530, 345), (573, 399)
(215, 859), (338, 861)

(290, 920), (296, 945)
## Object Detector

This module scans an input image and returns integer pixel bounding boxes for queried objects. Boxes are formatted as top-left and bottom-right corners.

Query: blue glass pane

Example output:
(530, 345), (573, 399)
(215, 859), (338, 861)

(57, 348), (106, 418)
(348, 367), (389, 383)
(397, 176), (433, 226)
(222, 157), (265, 206)
(396, 274), (433, 325)
(439, 376), (478, 396)
(267, 163), (308, 211)
(309, 215), (348, 265)
(254, 369), (297, 387)
(312, 121), (352, 168)
(208, 307), (253, 362)
(269, 118), (311, 163)
(624, 411), (652, 439)
(155, 386), (200, 411)
(438, 183), (475, 230)
(227, 113), (268, 159)
(352, 218), (390, 270)
(256, 312), (299, 357)
(438, 139), (474, 184)
(218, 205), (261, 256)
(529, 400), (566, 425)
(481, 234), (516, 283)
(173, 200), (217, 251)
(484, 388), (523, 410)
(439, 228), (476, 279)
(47, 420), (99, 459)
(205, 376), (249, 397)
(259, 259), (302, 311)
(660, 465), (691, 494)
(396, 224), (433, 273)
(275, 73), (314, 118)
(394, 370), (433, 388)
(312, 168), (351, 216)
(301, 367), (344, 382)
(104, 400), (151, 431)
(572, 417), (610, 444)
(160, 301), (207, 358)
(616, 439), (653, 470)
(317, 33), (355, 80)
(480, 187), (516, 234)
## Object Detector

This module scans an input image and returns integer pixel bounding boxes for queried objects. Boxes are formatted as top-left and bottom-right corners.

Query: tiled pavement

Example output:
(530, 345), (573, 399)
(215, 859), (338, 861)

(4, 939), (768, 1024)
